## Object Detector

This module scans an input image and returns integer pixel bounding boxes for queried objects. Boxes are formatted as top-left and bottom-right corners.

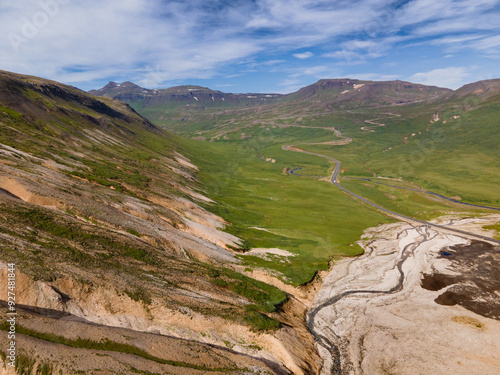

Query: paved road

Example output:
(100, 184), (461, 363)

(282, 143), (500, 245)
(344, 177), (500, 211)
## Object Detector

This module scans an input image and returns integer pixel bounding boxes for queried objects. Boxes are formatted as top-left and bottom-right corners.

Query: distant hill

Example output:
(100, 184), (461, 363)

(283, 79), (452, 108)
(89, 78), (454, 133)
(90, 78), (451, 111)
(89, 81), (282, 109)
(440, 78), (500, 102)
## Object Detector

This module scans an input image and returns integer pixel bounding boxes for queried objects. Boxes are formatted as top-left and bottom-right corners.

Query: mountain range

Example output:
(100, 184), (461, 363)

(0, 69), (499, 374)
(89, 81), (282, 109)
(90, 78), (453, 111)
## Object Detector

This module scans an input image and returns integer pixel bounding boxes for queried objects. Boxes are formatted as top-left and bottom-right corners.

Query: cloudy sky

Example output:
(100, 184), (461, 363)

(1, 0), (500, 93)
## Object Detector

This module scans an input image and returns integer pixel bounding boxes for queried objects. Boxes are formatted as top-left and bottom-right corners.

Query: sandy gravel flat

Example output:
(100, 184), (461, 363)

(311, 215), (500, 375)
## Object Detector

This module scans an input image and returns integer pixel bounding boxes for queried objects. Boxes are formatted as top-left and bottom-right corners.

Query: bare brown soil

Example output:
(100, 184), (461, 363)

(0, 304), (282, 375)
(423, 240), (500, 320)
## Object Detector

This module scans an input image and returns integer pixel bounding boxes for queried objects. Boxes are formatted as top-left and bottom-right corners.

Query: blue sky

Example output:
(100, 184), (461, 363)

(1, 0), (500, 93)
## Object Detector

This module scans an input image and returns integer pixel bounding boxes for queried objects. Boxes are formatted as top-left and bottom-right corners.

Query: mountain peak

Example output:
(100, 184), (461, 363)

(102, 81), (118, 89)
(89, 82), (283, 110)
(284, 78), (452, 107)
(89, 81), (145, 97)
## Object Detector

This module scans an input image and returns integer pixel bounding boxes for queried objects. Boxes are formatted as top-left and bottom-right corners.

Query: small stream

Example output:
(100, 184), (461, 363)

(306, 226), (434, 374)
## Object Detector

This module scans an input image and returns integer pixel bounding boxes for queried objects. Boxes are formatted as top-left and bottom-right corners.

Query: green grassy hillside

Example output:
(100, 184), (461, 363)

(97, 77), (500, 286)
(0, 70), (287, 332)
(184, 140), (394, 284)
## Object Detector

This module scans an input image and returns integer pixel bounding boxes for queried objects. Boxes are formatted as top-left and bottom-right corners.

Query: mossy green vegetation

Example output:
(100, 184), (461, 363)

(15, 353), (37, 375)
(148, 90), (500, 286)
(483, 222), (500, 239)
(124, 287), (152, 305)
(69, 159), (151, 192)
(339, 178), (491, 221)
(185, 139), (393, 285)
(13, 207), (152, 264)
(0, 104), (23, 121)
(0, 73), (296, 348)
(208, 267), (286, 330)
(210, 268), (287, 311)
(35, 363), (54, 375)
(366, 104), (500, 206)
(244, 311), (281, 332)
(3, 71), (499, 350)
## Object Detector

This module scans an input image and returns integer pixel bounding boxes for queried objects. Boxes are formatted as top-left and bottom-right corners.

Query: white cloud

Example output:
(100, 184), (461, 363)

(278, 77), (303, 94)
(0, 0), (499, 90)
(245, 0), (394, 46)
(301, 65), (330, 76)
(280, 78), (301, 86)
(345, 73), (400, 81)
(260, 59), (286, 66)
(395, 0), (500, 30)
(245, 17), (280, 29)
(323, 50), (362, 60)
(4, 0), (384, 87)
(472, 35), (500, 50)
(293, 51), (313, 59)
(0, 0), (262, 88)
(393, 0), (500, 59)
(430, 34), (486, 46)
(413, 15), (500, 37)
(278, 63), (337, 93)
(323, 36), (409, 63)
(409, 67), (469, 89)
(245, 59), (286, 69)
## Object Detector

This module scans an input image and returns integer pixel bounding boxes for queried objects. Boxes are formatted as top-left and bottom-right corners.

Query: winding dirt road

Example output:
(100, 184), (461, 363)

(361, 113), (400, 132)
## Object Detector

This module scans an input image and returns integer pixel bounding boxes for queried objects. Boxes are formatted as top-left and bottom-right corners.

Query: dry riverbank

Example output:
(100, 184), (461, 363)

(310, 215), (500, 375)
